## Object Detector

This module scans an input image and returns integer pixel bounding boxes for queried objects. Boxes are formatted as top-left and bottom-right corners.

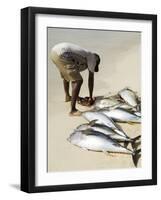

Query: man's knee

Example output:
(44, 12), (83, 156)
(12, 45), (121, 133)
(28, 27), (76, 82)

(72, 79), (83, 86)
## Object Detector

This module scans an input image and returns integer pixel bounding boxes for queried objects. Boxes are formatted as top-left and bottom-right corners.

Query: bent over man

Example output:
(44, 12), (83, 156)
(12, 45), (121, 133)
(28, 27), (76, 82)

(50, 42), (100, 116)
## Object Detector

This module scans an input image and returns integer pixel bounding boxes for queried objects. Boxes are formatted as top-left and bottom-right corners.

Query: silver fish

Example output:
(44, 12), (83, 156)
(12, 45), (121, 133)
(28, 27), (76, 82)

(76, 122), (132, 142)
(94, 97), (137, 111)
(118, 88), (139, 107)
(67, 129), (133, 155)
(82, 111), (127, 137)
(99, 108), (141, 123)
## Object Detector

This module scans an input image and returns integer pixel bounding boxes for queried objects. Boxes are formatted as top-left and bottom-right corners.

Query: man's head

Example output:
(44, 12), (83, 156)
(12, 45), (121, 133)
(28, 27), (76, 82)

(94, 53), (100, 72)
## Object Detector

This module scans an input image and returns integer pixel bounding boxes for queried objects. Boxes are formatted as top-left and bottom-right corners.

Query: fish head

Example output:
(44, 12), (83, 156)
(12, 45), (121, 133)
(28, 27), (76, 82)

(67, 131), (83, 145)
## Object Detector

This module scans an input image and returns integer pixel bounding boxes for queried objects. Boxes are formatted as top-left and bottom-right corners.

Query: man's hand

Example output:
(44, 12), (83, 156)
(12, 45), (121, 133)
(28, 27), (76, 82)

(84, 97), (96, 106)
(77, 96), (95, 106)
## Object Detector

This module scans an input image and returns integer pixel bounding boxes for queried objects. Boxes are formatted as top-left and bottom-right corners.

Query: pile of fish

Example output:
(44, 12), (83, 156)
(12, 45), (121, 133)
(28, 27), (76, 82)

(67, 87), (141, 167)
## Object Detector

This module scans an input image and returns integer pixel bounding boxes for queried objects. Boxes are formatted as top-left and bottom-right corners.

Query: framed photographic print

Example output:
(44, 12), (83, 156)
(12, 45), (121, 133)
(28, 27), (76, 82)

(21, 7), (157, 193)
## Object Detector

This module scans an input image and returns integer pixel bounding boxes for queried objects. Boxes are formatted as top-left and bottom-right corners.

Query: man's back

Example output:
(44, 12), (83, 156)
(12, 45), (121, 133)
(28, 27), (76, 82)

(51, 42), (97, 73)
(51, 42), (89, 58)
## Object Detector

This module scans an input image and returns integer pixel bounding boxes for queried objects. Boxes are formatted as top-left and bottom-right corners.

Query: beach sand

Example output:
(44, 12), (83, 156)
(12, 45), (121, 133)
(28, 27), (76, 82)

(47, 28), (141, 172)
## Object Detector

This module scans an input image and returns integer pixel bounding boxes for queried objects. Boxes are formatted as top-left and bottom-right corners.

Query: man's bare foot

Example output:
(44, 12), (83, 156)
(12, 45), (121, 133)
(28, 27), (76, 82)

(69, 110), (82, 116)
(65, 95), (71, 102)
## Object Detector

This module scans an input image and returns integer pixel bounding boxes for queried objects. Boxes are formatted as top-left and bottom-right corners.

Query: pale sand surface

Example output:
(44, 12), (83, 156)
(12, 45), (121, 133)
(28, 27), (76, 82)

(48, 100), (141, 172)
(47, 28), (141, 172)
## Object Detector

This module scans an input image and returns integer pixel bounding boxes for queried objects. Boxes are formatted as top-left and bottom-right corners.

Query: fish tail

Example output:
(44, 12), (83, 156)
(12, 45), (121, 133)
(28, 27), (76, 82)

(131, 135), (141, 150)
(123, 141), (130, 148)
(132, 149), (141, 167)
(89, 119), (98, 126)
(123, 134), (140, 149)
(132, 135), (141, 142)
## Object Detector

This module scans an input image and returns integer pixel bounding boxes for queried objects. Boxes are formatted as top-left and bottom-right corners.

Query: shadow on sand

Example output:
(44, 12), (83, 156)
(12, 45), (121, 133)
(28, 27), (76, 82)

(10, 184), (20, 191)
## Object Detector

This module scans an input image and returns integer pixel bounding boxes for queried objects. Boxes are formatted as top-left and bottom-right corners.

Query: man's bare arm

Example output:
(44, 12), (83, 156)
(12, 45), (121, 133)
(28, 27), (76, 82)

(88, 71), (94, 99)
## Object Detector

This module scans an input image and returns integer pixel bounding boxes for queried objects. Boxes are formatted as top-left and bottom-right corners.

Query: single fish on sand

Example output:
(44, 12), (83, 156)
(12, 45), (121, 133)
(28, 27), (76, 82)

(118, 87), (139, 108)
(99, 108), (141, 123)
(67, 129), (133, 154)
(76, 122), (132, 142)
(82, 111), (128, 137)
(67, 129), (140, 167)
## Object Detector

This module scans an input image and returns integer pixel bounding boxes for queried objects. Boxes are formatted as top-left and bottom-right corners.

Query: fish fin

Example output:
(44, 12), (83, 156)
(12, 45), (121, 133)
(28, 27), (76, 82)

(124, 141), (130, 148)
(103, 151), (115, 157)
(108, 103), (124, 110)
(124, 86), (130, 90)
(132, 141), (141, 150)
(132, 135), (141, 141)
(131, 135), (141, 149)
(123, 86), (133, 92)
(108, 94), (121, 101)
(132, 149), (141, 167)
(131, 135), (141, 151)
(89, 120), (98, 126)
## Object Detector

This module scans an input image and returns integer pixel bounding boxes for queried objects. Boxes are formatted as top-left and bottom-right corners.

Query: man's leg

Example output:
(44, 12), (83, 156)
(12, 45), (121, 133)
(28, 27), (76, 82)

(63, 79), (71, 102)
(70, 79), (83, 116)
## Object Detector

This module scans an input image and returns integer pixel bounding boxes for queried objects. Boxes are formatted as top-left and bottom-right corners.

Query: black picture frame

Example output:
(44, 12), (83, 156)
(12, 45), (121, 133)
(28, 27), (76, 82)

(21, 6), (157, 193)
